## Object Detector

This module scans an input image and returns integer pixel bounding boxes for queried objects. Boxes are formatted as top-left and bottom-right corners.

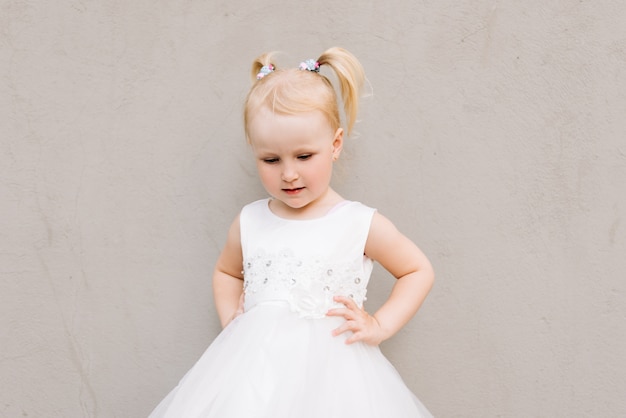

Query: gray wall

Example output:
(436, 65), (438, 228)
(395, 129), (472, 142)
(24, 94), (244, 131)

(2, 1), (625, 416)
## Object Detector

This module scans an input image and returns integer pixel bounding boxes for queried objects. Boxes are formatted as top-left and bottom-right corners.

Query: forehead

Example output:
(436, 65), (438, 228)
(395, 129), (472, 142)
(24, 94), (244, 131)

(248, 108), (334, 149)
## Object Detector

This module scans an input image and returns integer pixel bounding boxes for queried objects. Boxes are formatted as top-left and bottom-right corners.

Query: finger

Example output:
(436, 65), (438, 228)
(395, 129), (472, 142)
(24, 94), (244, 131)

(333, 295), (358, 308)
(326, 308), (357, 320)
(332, 320), (360, 337)
(345, 332), (360, 345)
(346, 328), (373, 344)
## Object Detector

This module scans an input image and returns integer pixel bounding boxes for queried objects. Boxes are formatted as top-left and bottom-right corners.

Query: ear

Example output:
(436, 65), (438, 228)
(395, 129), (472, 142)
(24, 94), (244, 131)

(331, 128), (344, 161)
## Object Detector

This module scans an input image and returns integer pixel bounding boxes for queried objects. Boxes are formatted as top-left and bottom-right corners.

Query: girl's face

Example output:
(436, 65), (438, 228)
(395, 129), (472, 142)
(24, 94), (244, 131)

(248, 107), (343, 217)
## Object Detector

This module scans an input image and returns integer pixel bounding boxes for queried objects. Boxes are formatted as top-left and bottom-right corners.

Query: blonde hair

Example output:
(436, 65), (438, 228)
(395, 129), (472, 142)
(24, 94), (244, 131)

(244, 47), (365, 141)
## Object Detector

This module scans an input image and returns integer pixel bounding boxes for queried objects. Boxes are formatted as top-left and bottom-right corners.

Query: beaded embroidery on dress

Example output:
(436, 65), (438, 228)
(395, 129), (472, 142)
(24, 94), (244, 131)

(149, 198), (432, 417)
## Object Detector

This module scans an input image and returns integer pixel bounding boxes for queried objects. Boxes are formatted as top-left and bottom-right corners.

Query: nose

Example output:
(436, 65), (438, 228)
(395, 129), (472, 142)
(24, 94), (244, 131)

(281, 163), (299, 182)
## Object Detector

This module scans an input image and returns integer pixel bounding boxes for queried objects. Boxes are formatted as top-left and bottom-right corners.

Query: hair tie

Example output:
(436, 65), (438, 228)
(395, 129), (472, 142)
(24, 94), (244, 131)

(299, 59), (320, 73)
(256, 64), (275, 79)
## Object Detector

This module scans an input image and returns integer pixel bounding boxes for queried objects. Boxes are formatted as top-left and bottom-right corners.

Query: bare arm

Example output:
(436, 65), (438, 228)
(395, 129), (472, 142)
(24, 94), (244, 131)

(212, 214), (245, 328)
(328, 212), (434, 345)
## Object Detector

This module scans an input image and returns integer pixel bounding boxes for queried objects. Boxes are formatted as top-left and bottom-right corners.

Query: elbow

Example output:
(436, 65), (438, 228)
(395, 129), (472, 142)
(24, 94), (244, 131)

(422, 261), (435, 291)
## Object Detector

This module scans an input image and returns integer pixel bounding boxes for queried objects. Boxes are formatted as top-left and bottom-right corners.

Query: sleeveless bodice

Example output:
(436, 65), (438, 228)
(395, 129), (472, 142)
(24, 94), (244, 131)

(240, 198), (376, 318)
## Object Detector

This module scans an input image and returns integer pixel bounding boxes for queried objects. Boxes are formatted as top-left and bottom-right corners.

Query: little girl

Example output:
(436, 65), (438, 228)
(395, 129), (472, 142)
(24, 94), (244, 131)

(150, 47), (435, 417)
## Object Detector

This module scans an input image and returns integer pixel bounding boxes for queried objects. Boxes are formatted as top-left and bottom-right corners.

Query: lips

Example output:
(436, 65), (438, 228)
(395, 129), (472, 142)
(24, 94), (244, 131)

(282, 187), (304, 195)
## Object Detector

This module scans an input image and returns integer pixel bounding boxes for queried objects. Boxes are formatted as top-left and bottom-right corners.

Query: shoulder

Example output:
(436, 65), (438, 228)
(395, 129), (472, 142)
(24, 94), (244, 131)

(364, 211), (408, 262)
(366, 211), (400, 245)
(332, 201), (376, 236)
(344, 200), (376, 219)
(241, 198), (270, 213)
(364, 211), (432, 279)
(240, 198), (270, 222)
(224, 199), (267, 244)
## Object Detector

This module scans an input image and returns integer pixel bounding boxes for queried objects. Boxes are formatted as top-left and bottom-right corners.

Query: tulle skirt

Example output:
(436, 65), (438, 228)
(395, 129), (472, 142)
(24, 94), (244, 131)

(149, 301), (432, 417)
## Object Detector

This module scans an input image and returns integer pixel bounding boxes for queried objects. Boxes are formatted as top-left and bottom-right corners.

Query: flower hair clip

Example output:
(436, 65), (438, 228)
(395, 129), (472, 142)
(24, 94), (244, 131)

(299, 59), (320, 73)
(256, 64), (275, 79)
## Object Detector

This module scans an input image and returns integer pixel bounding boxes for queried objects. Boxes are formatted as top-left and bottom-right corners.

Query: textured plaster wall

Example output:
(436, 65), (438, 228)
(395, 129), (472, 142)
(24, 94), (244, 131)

(1, 1), (625, 417)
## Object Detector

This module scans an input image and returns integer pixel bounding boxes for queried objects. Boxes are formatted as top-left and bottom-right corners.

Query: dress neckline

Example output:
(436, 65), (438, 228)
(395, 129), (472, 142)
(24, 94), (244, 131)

(264, 198), (352, 222)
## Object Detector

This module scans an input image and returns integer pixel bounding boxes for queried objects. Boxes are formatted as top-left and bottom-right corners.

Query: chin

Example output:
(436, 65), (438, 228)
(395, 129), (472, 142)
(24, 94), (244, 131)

(282, 198), (313, 209)
(285, 202), (309, 209)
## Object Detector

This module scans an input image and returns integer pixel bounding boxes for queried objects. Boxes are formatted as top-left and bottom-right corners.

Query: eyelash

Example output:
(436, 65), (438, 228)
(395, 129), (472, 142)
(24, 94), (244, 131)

(262, 154), (312, 164)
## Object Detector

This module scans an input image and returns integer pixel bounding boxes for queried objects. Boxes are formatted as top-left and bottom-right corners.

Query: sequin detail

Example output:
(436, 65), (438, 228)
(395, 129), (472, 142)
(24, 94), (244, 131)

(243, 249), (369, 318)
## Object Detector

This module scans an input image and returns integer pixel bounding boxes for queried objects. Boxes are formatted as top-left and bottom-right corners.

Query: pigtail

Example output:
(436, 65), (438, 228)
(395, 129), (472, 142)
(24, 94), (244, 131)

(244, 47), (366, 141)
(317, 47), (365, 135)
(251, 52), (277, 82)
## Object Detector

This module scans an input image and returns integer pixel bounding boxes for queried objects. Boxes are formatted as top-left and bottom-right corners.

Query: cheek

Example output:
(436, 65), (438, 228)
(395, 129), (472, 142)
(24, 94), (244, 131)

(256, 164), (275, 183)
(311, 160), (333, 181)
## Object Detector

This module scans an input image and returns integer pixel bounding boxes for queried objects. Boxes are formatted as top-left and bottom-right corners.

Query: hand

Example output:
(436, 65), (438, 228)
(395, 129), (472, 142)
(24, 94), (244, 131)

(226, 293), (245, 327)
(326, 295), (386, 346)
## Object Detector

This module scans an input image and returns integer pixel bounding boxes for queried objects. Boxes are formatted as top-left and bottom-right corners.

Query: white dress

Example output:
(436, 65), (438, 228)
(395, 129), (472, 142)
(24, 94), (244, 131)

(150, 198), (432, 417)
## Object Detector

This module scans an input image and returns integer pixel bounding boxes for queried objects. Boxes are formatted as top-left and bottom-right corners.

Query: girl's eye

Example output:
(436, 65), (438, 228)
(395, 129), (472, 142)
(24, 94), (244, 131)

(297, 154), (312, 161)
(263, 157), (279, 164)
